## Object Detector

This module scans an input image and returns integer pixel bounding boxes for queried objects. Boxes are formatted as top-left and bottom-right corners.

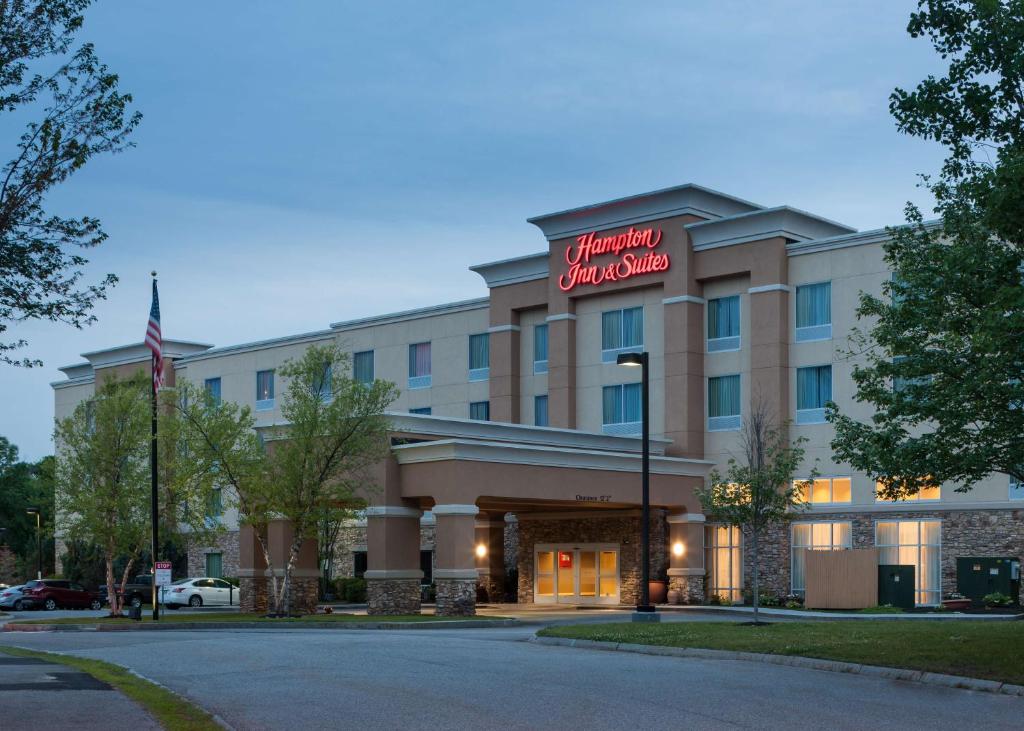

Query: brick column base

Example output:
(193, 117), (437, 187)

(436, 578), (476, 616)
(240, 575), (318, 615)
(367, 578), (422, 615)
(668, 575), (705, 605)
(239, 576), (268, 613)
(288, 577), (319, 615)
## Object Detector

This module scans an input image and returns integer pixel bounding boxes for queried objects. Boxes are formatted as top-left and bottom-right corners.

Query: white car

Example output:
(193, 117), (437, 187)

(160, 578), (239, 609)
(0, 585), (28, 611)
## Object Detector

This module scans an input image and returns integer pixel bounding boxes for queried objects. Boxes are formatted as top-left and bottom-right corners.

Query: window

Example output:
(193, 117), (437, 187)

(706, 525), (742, 603)
(420, 550), (433, 584)
(796, 365), (832, 424)
(1011, 477), (1024, 501)
(601, 306), (643, 362)
(353, 551), (367, 578)
(316, 363), (333, 401)
(353, 351), (374, 385)
(534, 395), (549, 427)
(469, 334), (490, 381)
(204, 377), (221, 405)
(534, 324), (549, 374)
(470, 401), (490, 421)
(795, 282), (832, 341)
(708, 374), (741, 431)
(794, 477), (851, 505)
(85, 400), (96, 433)
(204, 487), (223, 528)
(875, 479), (941, 502)
(602, 383), (641, 435)
(876, 520), (941, 606)
(791, 522), (852, 595)
(408, 342), (431, 389)
(205, 553), (223, 579)
(409, 407), (431, 415)
(707, 296), (740, 352)
(892, 355), (931, 394)
(255, 370), (275, 411)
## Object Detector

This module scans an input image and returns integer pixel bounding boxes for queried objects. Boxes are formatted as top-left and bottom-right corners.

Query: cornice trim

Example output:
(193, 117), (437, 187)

(662, 295), (706, 306)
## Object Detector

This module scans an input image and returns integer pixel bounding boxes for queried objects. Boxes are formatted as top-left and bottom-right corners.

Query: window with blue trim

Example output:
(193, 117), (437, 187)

(601, 307), (643, 362)
(204, 377), (221, 405)
(602, 383), (641, 434)
(534, 395), (549, 427)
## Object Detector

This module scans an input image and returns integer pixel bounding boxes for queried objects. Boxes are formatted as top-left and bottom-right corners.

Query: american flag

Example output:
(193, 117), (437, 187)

(145, 278), (163, 391)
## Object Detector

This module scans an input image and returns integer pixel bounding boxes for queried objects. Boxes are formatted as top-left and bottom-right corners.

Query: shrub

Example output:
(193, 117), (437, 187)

(742, 588), (780, 607)
(332, 577), (367, 603)
(983, 591), (1013, 608)
(707, 593), (725, 606)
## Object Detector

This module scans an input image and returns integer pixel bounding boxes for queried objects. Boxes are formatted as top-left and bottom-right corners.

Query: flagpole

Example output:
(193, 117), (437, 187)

(150, 271), (160, 622)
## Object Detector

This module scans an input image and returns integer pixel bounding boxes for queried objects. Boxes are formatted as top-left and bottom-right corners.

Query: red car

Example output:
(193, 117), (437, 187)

(21, 580), (102, 611)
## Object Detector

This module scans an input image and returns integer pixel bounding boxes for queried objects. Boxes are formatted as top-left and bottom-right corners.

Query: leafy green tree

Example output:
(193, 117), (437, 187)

(254, 344), (397, 615)
(696, 403), (811, 624)
(829, 0), (1024, 496)
(0, 438), (55, 579)
(0, 0), (141, 366)
(54, 373), (150, 615)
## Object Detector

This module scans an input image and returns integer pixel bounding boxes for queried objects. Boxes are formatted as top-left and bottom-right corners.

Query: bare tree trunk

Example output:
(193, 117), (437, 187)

(282, 536), (303, 617)
(752, 531), (760, 625)
(118, 558), (135, 614)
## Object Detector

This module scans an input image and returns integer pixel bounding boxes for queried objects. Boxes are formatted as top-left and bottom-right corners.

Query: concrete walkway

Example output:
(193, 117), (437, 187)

(0, 652), (160, 730)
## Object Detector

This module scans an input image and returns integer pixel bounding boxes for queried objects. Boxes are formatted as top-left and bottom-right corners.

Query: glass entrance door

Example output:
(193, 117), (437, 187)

(534, 544), (619, 605)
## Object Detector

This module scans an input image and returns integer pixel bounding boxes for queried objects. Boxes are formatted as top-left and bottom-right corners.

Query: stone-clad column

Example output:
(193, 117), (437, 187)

(433, 504), (480, 616)
(475, 513), (506, 602)
(666, 513), (705, 604)
(238, 523), (268, 613)
(365, 505), (423, 615)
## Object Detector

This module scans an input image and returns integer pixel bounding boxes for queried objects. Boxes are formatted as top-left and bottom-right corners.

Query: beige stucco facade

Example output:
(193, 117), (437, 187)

(52, 182), (1022, 612)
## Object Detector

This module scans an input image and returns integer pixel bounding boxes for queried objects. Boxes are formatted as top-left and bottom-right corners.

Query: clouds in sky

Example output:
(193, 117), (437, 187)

(1, 1), (945, 459)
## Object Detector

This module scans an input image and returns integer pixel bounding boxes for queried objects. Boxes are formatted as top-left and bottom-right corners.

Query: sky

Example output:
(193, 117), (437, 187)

(1, 1), (947, 461)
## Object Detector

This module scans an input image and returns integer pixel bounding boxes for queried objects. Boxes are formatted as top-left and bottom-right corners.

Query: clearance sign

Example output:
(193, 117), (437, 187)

(558, 226), (670, 292)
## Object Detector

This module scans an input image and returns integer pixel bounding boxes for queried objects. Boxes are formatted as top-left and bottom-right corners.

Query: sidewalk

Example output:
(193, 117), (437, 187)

(0, 652), (160, 730)
(660, 604), (1023, 620)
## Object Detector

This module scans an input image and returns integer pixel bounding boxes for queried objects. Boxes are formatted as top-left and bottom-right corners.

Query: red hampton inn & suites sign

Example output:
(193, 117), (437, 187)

(557, 226), (670, 292)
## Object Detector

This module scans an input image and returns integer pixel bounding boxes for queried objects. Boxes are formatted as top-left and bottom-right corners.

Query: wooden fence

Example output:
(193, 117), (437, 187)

(804, 548), (879, 609)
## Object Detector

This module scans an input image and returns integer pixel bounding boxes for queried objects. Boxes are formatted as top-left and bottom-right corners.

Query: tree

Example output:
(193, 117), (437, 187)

(252, 344), (397, 615)
(54, 372), (150, 615)
(829, 1), (1024, 495)
(0, 0), (141, 366)
(696, 402), (811, 624)
(172, 343), (397, 616)
(0, 437), (55, 579)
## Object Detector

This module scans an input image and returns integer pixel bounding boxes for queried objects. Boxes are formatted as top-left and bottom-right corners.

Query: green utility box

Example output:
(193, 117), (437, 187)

(956, 557), (1020, 606)
(878, 565), (916, 609)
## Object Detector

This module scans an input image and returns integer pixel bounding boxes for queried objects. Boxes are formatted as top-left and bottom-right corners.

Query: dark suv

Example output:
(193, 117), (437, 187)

(21, 580), (102, 611)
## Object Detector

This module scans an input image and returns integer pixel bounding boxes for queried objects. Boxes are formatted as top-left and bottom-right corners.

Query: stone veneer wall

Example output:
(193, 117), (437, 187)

(239, 575), (318, 614)
(186, 531), (240, 578)
(516, 512), (667, 605)
(744, 508), (1024, 600)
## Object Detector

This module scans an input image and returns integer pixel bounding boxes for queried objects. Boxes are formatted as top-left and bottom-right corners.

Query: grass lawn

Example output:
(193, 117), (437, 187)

(0, 645), (219, 731)
(13, 612), (507, 625)
(539, 621), (1024, 685)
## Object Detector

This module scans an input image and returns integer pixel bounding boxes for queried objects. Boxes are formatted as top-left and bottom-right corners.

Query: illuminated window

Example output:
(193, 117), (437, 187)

(468, 334), (489, 381)
(707, 296), (740, 352)
(534, 324), (548, 374)
(795, 281), (832, 342)
(255, 370), (274, 411)
(876, 520), (941, 606)
(791, 522), (852, 595)
(601, 307), (643, 362)
(796, 365), (831, 424)
(794, 477), (851, 505)
(705, 525), (742, 603)
(875, 479), (940, 502)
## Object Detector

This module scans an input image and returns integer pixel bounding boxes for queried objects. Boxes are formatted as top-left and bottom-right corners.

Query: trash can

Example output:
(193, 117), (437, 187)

(877, 565), (915, 609)
(128, 604), (142, 621)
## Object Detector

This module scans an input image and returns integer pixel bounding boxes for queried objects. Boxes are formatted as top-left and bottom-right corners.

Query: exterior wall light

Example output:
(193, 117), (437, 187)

(672, 541), (685, 557)
(475, 543), (487, 559)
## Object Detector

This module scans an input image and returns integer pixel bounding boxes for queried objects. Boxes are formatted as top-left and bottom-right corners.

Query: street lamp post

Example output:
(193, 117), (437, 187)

(617, 352), (658, 621)
(26, 507), (41, 580)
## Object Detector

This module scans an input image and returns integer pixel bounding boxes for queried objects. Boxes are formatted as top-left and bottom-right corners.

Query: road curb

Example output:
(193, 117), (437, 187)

(3, 618), (518, 632)
(530, 636), (1024, 697)
(657, 605), (1024, 621)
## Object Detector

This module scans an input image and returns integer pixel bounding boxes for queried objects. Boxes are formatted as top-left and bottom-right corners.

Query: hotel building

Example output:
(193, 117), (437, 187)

(52, 183), (1023, 614)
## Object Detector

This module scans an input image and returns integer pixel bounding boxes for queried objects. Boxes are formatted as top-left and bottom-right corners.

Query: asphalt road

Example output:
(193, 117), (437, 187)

(3, 621), (1022, 730)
